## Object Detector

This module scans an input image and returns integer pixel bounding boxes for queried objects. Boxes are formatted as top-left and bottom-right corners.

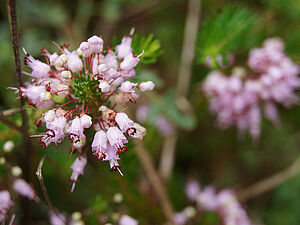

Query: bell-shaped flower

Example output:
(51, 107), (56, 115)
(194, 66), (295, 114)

(115, 35), (133, 59)
(79, 41), (90, 57)
(87, 35), (103, 53)
(104, 49), (118, 69)
(66, 51), (83, 73)
(24, 50), (51, 78)
(115, 112), (134, 133)
(106, 127), (128, 151)
(91, 130), (107, 159)
(120, 53), (139, 71)
(67, 117), (85, 143)
(70, 156), (87, 192)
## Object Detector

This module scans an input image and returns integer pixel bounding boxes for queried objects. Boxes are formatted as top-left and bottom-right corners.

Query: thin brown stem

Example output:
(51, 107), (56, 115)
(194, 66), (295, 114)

(159, 0), (202, 181)
(236, 154), (300, 202)
(36, 156), (57, 215)
(0, 108), (22, 117)
(135, 141), (177, 225)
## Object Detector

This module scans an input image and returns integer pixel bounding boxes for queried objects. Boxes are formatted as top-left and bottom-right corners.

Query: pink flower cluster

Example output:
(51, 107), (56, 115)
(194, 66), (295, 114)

(17, 29), (155, 180)
(0, 191), (13, 222)
(175, 181), (251, 225)
(203, 38), (300, 139)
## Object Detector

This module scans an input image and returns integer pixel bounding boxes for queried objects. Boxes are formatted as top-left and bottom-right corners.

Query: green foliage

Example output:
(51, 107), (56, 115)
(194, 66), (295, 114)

(132, 33), (163, 66)
(73, 73), (102, 103)
(197, 5), (256, 67)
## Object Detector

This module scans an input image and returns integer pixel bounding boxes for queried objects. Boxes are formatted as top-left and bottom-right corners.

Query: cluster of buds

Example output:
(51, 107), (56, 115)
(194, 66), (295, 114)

(203, 38), (300, 139)
(17, 29), (155, 178)
(176, 181), (251, 225)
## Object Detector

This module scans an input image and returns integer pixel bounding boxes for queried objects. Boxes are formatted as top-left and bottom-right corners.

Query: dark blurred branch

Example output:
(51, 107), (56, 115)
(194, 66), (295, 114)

(0, 117), (24, 134)
(159, 0), (202, 181)
(135, 141), (177, 225)
(6, 0), (36, 181)
(237, 154), (300, 202)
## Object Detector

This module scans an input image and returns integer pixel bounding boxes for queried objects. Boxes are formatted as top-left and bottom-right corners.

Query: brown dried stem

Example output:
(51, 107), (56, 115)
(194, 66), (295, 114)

(135, 141), (177, 225)
(36, 156), (57, 214)
(159, 0), (202, 181)
(237, 153), (300, 202)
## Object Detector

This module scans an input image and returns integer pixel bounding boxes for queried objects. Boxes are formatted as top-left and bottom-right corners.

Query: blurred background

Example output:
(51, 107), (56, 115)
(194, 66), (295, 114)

(1, 0), (300, 224)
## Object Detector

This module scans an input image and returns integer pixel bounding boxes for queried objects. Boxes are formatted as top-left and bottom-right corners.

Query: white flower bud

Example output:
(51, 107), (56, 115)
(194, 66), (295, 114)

(80, 114), (92, 128)
(0, 157), (6, 165)
(71, 212), (82, 221)
(3, 140), (14, 153)
(61, 70), (72, 79)
(11, 166), (22, 177)
(113, 193), (123, 203)
(183, 206), (196, 218)
(139, 81), (155, 92)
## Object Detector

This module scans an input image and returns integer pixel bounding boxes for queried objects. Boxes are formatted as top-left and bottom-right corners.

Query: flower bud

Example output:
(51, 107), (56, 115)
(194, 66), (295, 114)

(11, 166), (22, 177)
(139, 81), (155, 92)
(61, 70), (72, 79)
(3, 140), (14, 153)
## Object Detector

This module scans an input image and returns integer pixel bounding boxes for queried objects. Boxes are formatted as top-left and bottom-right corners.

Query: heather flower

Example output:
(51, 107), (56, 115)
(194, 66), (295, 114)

(23, 50), (51, 78)
(70, 156), (87, 192)
(203, 38), (299, 139)
(119, 215), (138, 225)
(91, 130), (107, 159)
(116, 33), (133, 59)
(115, 112), (134, 133)
(67, 117), (86, 143)
(80, 114), (92, 129)
(16, 29), (155, 179)
(129, 123), (146, 140)
(105, 68), (119, 80)
(120, 54), (140, 71)
(22, 84), (55, 109)
(139, 81), (155, 92)
(79, 41), (90, 57)
(106, 127), (128, 153)
(104, 50), (118, 69)
(0, 191), (13, 222)
(196, 186), (218, 211)
(87, 35), (103, 53)
(66, 51), (83, 73)
(185, 180), (201, 201)
(119, 69), (136, 79)
(13, 178), (38, 201)
(119, 81), (138, 93)
(98, 80), (111, 93)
